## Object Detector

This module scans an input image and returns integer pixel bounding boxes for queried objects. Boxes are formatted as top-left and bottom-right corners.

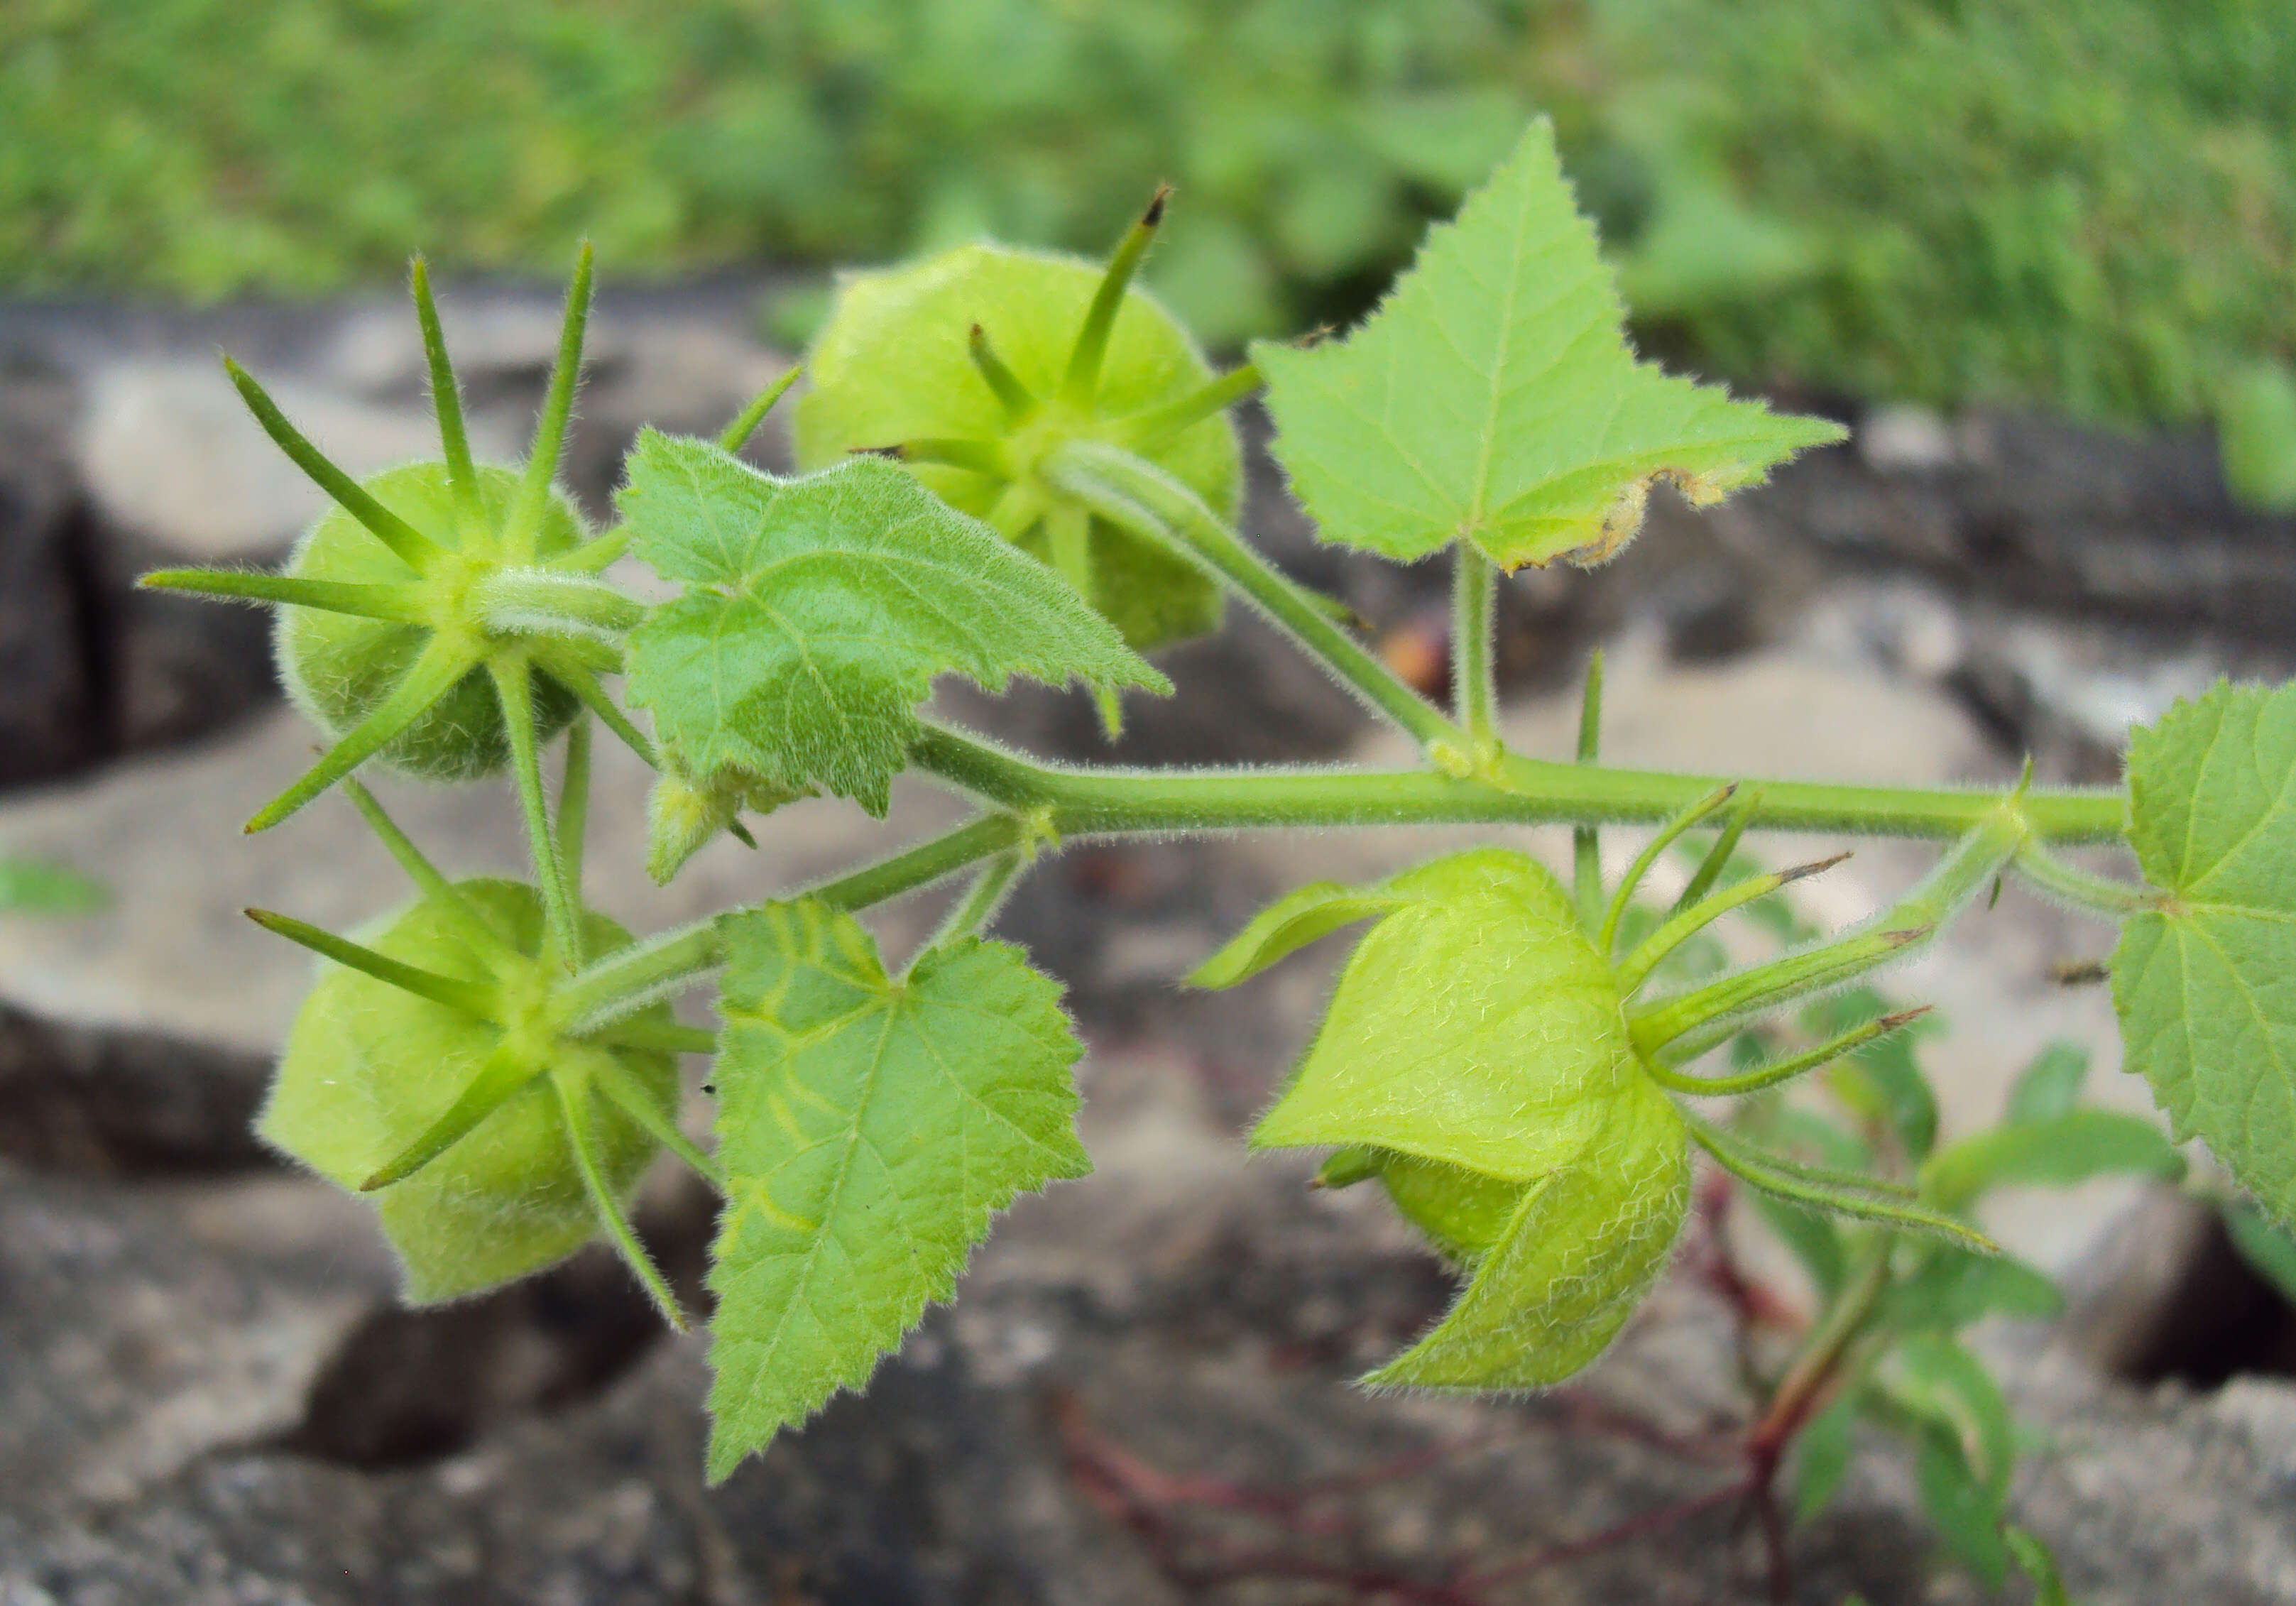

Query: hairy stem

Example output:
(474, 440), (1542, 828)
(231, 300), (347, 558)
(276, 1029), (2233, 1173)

(1452, 550), (1497, 744)
(1749, 1241), (1891, 1464)
(926, 851), (1024, 951)
(491, 657), (582, 968)
(1574, 648), (1604, 933)
(2014, 841), (2160, 918)
(910, 724), (2126, 844)
(1042, 442), (1458, 749)
(473, 568), (646, 639)
(811, 812), (1029, 912)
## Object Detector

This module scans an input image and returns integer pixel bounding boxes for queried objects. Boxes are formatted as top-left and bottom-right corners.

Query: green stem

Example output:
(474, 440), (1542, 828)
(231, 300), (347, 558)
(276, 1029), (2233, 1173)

(810, 812), (1027, 912)
(1453, 550), (1497, 744)
(557, 716), (592, 897)
(1573, 648), (1604, 934)
(2014, 842), (2160, 918)
(473, 568), (645, 639)
(545, 743), (2122, 1033)
(1750, 1240), (1892, 1459)
(552, 815), (1030, 1029)
(554, 917), (725, 1034)
(1042, 441), (1458, 749)
(909, 723), (2125, 843)
(491, 657), (583, 968)
(926, 851), (1023, 951)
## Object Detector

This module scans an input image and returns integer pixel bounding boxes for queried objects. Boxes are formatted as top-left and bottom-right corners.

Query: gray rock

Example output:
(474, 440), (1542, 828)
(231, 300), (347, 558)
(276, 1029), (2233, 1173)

(0, 368), (104, 788)
(75, 360), (487, 563)
(0, 706), (964, 1055)
(0, 1167), (391, 1519)
(3, 1051), (2287, 1605)
(0, 1000), (273, 1174)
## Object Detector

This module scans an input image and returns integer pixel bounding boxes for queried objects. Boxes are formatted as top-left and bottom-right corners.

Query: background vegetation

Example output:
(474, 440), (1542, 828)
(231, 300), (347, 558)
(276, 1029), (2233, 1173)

(7, 0), (2295, 486)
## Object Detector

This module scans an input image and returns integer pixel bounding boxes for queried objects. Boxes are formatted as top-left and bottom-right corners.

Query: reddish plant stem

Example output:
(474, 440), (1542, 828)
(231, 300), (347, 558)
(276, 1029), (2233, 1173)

(1455, 1477), (1755, 1591)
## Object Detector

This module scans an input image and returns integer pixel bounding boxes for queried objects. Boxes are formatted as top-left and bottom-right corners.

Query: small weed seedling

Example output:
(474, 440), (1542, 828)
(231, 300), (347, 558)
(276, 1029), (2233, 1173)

(151, 124), (2284, 1595)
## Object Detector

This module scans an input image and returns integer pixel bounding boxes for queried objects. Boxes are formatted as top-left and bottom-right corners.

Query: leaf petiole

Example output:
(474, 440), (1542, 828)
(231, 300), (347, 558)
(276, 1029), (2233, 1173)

(1041, 440), (1459, 750)
(1452, 548), (1498, 745)
(491, 657), (584, 968)
(2013, 841), (2161, 918)
(1573, 648), (1604, 934)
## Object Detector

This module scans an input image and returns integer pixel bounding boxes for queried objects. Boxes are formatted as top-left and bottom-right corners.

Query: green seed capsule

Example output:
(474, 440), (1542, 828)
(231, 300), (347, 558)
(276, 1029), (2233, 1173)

(793, 241), (1242, 650)
(275, 463), (586, 781)
(260, 878), (678, 1302)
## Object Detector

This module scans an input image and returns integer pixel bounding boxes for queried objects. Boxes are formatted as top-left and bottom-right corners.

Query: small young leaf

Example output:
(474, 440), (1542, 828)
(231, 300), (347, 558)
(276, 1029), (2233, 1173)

(621, 435), (1168, 816)
(2005, 1526), (2076, 1606)
(1792, 1386), (1862, 1524)
(2006, 1041), (2091, 1125)
(1881, 1334), (2015, 1588)
(0, 856), (105, 914)
(1247, 849), (1626, 1180)
(704, 900), (1090, 1479)
(1254, 120), (1842, 570)
(2220, 1198), (2296, 1306)
(2114, 680), (2296, 1228)
(1919, 1110), (2185, 1213)
(1913, 1432), (2012, 1589)
(1880, 1248), (2064, 1332)
(1367, 1074), (1690, 1389)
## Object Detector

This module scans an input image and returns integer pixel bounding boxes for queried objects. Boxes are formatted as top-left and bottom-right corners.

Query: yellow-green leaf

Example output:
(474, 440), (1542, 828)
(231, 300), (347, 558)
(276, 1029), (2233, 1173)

(1254, 120), (1842, 570)
(704, 900), (1090, 1480)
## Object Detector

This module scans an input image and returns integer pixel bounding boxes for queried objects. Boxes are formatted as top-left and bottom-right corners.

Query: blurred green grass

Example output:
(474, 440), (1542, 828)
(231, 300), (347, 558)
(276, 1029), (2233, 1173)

(6, 0), (2296, 485)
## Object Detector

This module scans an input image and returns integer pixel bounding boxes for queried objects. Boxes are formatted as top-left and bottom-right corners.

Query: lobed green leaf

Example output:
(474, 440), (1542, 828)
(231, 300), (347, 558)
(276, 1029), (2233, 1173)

(1254, 120), (1843, 571)
(620, 434), (1167, 815)
(1919, 1110), (2184, 1213)
(1879, 1333), (2016, 1587)
(704, 899), (1090, 1480)
(2112, 679), (2296, 1227)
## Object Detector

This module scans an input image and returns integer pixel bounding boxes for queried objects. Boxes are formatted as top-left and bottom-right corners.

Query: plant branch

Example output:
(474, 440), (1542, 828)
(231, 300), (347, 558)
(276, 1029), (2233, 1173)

(1041, 440), (1459, 749)
(908, 723), (2125, 844)
(2014, 841), (2161, 918)
(1452, 549), (1497, 744)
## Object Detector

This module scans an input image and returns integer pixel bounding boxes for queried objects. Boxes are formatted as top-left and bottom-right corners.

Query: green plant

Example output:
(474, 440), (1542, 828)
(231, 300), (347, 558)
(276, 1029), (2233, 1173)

(1583, 0), (2296, 497)
(0, 855), (104, 914)
(151, 121), (2288, 1592)
(1, 0), (1548, 345)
